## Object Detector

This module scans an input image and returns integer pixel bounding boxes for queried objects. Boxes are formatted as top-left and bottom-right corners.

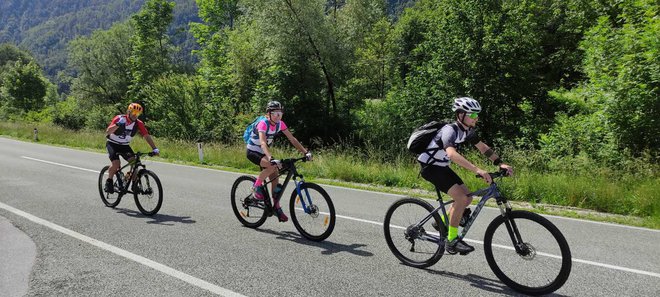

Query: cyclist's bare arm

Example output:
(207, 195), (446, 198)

(106, 123), (119, 135)
(281, 129), (308, 154)
(474, 141), (513, 175)
(144, 135), (157, 152)
(446, 146), (491, 183)
(474, 141), (501, 163)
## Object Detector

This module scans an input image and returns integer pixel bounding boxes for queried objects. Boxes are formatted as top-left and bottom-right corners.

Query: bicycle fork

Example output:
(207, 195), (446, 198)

(498, 201), (529, 255)
(293, 180), (313, 214)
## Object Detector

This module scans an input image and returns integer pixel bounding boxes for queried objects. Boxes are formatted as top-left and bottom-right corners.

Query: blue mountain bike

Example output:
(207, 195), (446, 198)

(383, 169), (571, 295)
(230, 157), (336, 241)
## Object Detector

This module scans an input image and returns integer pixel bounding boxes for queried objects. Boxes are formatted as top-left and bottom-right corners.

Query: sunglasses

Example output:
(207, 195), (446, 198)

(468, 112), (479, 119)
(270, 111), (283, 116)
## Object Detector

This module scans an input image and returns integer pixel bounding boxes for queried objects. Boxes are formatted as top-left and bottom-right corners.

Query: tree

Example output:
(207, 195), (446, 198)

(0, 43), (32, 68)
(67, 21), (134, 107)
(577, 0), (659, 154)
(130, 0), (176, 94)
(0, 60), (48, 112)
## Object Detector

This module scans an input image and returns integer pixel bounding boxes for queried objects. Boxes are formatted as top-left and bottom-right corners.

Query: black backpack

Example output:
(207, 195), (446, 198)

(406, 121), (456, 154)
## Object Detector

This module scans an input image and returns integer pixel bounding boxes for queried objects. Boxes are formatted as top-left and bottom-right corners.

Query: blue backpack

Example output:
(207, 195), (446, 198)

(243, 116), (281, 144)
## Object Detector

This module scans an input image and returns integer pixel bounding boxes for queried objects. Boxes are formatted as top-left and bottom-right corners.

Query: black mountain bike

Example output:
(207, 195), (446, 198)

(230, 157), (336, 241)
(98, 152), (163, 216)
(383, 169), (571, 296)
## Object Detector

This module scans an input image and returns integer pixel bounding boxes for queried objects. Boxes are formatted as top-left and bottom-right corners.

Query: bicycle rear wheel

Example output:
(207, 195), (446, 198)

(133, 170), (163, 216)
(98, 166), (123, 208)
(289, 183), (335, 241)
(484, 210), (571, 295)
(383, 198), (444, 268)
(231, 175), (268, 228)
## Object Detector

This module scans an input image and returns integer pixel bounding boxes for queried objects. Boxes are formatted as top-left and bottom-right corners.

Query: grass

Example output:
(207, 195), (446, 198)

(2, 121), (658, 229)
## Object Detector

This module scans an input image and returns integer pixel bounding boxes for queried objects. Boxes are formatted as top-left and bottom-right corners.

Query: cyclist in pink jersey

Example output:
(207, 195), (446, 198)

(103, 103), (159, 193)
(246, 101), (312, 222)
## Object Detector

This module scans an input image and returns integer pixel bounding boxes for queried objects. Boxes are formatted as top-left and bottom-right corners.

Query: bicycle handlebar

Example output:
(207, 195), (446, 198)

(135, 151), (157, 158)
(475, 168), (510, 179)
(270, 156), (308, 168)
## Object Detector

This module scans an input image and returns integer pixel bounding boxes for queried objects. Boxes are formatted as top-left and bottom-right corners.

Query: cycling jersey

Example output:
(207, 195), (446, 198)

(417, 122), (477, 167)
(246, 119), (288, 154)
(106, 115), (149, 145)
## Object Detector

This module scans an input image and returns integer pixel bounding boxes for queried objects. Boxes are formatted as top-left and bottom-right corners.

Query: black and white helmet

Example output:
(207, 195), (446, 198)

(451, 97), (482, 113)
(266, 101), (283, 112)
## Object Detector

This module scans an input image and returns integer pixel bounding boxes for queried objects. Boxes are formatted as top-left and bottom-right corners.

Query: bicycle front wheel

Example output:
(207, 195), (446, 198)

(231, 175), (268, 228)
(289, 183), (335, 241)
(484, 210), (571, 295)
(98, 166), (123, 208)
(383, 198), (444, 268)
(133, 170), (163, 216)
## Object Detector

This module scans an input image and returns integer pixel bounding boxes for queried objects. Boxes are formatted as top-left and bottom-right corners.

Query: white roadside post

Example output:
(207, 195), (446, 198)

(197, 142), (204, 163)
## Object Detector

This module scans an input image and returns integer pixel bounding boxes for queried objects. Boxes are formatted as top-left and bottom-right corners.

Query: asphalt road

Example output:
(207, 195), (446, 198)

(1, 137), (659, 296)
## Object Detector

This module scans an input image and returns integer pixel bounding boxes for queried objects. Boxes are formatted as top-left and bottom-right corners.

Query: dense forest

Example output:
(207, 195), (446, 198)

(1, 0), (658, 169)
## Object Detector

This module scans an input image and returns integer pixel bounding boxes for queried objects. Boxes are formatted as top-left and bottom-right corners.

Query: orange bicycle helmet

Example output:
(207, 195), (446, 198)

(127, 103), (143, 116)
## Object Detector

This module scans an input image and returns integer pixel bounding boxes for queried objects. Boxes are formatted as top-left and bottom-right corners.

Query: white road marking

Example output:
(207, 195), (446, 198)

(22, 152), (658, 233)
(19, 154), (660, 279)
(349, 213), (660, 278)
(0, 201), (246, 297)
(21, 156), (98, 173)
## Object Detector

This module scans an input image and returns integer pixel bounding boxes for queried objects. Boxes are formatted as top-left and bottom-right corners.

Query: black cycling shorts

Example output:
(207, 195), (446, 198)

(106, 141), (135, 161)
(247, 150), (266, 168)
(419, 163), (464, 194)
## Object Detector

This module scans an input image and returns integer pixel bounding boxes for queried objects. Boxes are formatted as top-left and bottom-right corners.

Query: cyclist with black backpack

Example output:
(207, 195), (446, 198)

(413, 97), (513, 255)
(245, 101), (312, 222)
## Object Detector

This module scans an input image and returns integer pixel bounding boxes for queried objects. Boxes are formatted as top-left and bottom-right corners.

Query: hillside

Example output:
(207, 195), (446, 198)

(0, 0), (199, 78)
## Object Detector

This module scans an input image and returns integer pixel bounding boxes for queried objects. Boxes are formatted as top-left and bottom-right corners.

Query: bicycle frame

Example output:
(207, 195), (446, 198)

(414, 174), (517, 245)
(261, 157), (315, 214)
(117, 154), (147, 194)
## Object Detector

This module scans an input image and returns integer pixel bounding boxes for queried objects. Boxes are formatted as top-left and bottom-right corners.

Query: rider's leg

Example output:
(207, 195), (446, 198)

(257, 156), (277, 183)
(267, 168), (288, 222)
(446, 184), (473, 240)
(107, 159), (121, 179)
(253, 156), (277, 199)
(445, 183), (475, 254)
(268, 170), (280, 205)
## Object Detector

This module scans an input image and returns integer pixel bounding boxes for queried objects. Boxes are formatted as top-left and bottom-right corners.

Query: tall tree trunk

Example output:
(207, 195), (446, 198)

(283, 0), (336, 114)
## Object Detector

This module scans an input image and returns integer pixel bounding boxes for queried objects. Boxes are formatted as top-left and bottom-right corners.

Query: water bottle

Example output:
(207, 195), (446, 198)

(459, 207), (472, 227)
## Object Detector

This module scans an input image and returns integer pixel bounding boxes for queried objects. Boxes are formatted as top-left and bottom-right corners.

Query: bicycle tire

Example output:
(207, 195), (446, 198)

(289, 182), (335, 241)
(484, 210), (572, 295)
(98, 166), (124, 208)
(383, 197), (444, 268)
(230, 175), (268, 228)
(133, 170), (163, 216)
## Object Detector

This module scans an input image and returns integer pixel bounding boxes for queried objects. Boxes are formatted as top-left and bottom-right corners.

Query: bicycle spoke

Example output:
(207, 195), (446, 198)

(484, 211), (571, 295)
(133, 170), (162, 216)
(231, 176), (267, 228)
(383, 198), (444, 268)
(289, 183), (335, 241)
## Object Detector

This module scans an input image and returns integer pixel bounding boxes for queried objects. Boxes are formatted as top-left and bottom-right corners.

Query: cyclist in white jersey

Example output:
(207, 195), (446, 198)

(246, 101), (312, 222)
(103, 103), (159, 193)
(418, 97), (513, 254)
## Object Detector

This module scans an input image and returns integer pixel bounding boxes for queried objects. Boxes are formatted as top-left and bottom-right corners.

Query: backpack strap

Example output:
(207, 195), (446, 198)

(420, 123), (458, 168)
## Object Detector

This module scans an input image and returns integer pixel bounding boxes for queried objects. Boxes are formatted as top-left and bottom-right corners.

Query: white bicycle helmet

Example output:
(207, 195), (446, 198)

(452, 97), (482, 113)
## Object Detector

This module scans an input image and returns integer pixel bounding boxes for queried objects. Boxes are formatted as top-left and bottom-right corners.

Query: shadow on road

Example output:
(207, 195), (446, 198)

(115, 208), (196, 226)
(252, 227), (374, 257)
(423, 268), (569, 297)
